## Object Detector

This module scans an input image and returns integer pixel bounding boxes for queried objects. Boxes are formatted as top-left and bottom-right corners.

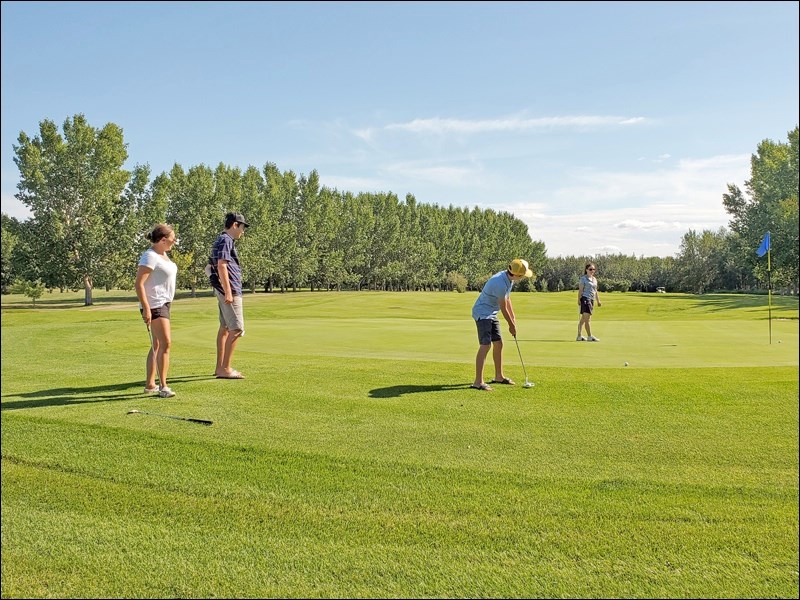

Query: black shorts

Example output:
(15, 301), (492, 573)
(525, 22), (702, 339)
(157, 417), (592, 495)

(476, 318), (502, 345)
(141, 302), (171, 321)
(579, 297), (594, 315)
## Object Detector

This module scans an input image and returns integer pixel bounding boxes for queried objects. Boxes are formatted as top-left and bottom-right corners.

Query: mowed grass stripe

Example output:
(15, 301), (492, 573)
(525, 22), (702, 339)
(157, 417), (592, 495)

(2, 416), (797, 598)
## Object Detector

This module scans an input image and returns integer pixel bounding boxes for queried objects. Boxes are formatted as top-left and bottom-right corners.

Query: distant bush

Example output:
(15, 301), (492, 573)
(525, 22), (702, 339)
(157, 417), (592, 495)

(445, 271), (468, 293)
(599, 279), (631, 292)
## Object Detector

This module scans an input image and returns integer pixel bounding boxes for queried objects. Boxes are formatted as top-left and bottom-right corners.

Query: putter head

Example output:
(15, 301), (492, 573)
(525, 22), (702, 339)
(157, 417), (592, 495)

(127, 410), (140, 414)
(523, 380), (534, 388)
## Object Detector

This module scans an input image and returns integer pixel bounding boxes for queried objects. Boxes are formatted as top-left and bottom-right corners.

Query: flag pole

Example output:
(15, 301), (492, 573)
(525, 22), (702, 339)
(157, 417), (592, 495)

(758, 232), (772, 345)
(767, 244), (772, 344)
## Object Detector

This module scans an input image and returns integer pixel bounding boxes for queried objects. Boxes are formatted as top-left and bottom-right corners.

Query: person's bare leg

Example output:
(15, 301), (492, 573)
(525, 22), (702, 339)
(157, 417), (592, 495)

(215, 327), (228, 375)
(473, 344), (491, 388)
(221, 330), (242, 374)
(145, 347), (156, 389)
(492, 340), (505, 381)
(152, 318), (171, 388)
(578, 314), (590, 338)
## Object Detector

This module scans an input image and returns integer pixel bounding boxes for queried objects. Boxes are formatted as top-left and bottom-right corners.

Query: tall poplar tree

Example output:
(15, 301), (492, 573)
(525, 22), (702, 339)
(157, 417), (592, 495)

(13, 114), (130, 305)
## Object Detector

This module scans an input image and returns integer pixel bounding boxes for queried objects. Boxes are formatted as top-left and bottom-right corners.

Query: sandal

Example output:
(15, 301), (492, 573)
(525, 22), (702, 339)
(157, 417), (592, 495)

(216, 370), (245, 379)
(470, 383), (493, 391)
(490, 377), (515, 385)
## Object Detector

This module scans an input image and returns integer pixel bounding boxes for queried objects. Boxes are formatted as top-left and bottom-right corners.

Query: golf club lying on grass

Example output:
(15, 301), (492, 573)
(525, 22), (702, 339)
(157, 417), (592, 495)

(513, 335), (534, 388)
(127, 409), (213, 426)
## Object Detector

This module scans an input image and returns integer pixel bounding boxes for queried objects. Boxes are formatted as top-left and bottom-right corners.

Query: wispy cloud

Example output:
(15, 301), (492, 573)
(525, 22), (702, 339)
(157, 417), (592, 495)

(614, 219), (683, 231)
(496, 153), (750, 257)
(355, 114), (648, 140)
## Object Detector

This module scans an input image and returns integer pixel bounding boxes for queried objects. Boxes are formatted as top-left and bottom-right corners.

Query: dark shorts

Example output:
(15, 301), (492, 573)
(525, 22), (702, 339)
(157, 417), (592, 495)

(580, 297), (594, 315)
(476, 318), (502, 345)
(141, 302), (171, 321)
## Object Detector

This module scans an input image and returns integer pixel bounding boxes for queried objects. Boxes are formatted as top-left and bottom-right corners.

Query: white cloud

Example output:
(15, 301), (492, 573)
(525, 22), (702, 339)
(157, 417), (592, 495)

(382, 115), (648, 135)
(353, 128), (375, 142)
(496, 153), (750, 257)
(614, 219), (683, 231)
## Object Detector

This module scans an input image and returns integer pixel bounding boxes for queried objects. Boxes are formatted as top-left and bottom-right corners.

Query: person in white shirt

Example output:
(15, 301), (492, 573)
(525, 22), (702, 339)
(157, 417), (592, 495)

(135, 224), (179, 397)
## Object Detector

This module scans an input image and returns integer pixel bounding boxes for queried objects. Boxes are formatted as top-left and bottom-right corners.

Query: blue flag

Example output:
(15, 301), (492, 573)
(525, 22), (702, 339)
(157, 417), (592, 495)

(756, 231), (770, 257)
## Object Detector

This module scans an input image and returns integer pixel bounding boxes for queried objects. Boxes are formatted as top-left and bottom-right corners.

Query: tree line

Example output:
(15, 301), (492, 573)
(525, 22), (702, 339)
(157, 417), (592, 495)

(2, 115), (797, 304)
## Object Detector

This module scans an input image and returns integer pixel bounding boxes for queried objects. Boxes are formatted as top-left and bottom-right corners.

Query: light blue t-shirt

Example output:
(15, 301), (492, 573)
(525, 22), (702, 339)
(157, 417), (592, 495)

(580, 274), (598, 300)
(472, 270), (513, 320)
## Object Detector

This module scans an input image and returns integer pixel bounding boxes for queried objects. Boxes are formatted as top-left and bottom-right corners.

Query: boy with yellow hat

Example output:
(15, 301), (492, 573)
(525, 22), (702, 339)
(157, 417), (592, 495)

(470, 259), (533, 391)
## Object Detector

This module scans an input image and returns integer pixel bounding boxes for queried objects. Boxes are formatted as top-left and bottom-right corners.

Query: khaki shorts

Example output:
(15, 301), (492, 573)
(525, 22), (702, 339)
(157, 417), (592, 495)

(215, 290), (245, 335)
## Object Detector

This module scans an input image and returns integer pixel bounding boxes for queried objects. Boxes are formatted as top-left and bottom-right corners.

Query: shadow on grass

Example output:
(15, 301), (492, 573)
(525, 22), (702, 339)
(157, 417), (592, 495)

(369, 383), (473, 398)
(1, 375), (211, 410)
(656, 293), (799, 315)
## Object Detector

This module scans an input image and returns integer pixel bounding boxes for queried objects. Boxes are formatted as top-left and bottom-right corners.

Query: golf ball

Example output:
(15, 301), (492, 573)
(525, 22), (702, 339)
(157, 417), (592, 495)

(624, 361), (629, 367)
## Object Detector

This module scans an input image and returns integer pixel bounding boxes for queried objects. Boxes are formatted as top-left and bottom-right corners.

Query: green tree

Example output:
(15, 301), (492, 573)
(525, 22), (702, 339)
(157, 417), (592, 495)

(723, 126), (799, 291)
(310, 186), (344, 291)
(13, 114), (131, 304)
(268, 165), (300, 292)
(1, 213), (20, 293)
(10, 278), (45, 306)
(675, 229), (727, 294)
(165, 164), (218, 295)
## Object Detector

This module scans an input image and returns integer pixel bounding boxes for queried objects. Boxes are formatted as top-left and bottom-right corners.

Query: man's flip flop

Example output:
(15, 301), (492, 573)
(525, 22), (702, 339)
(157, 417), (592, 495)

(216, 370), (245, 379)
(490, 378), (515, 385)
(470, 383), (493, 391)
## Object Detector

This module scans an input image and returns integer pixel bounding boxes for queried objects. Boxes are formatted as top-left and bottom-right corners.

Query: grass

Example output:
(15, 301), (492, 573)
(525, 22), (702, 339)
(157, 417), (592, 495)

(1, 290), (798, 598)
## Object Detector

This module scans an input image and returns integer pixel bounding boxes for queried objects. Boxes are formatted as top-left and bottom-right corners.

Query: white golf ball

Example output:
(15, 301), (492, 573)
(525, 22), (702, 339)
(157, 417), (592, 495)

(624, 361), (629, 367)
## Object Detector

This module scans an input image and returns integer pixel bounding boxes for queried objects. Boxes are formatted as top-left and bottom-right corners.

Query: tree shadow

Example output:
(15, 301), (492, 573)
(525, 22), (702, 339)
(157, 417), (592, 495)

(655, 293), (798, 316)
(1, 375), (211, 411)
(369, 383), (473, 398)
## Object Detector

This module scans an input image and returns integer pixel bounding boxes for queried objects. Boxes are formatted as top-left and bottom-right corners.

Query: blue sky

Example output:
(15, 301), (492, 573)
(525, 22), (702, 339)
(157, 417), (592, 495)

(2, 1), (798, 257)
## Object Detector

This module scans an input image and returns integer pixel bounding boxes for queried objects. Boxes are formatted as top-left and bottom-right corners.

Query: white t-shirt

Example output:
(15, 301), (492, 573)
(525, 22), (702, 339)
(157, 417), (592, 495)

(138, 248), (177, 309)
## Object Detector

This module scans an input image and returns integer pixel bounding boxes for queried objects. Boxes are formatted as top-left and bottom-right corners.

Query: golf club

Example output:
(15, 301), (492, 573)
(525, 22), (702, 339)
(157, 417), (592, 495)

(127, 409), (213, 426)
(513, 335), (534, 388)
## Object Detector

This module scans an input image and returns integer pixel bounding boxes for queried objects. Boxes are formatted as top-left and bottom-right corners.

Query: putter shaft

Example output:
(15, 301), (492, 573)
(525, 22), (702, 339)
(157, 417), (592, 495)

(513, 335), (532, 384)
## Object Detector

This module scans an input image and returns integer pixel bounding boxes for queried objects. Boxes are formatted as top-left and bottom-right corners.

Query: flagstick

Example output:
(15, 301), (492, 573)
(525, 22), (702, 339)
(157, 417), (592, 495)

(767, 246), (772, 345)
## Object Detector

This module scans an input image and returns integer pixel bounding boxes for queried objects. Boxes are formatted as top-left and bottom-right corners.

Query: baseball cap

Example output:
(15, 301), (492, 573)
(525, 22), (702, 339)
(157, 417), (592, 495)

(226, 212), (250, 228)
(508, 258), (533, 278)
